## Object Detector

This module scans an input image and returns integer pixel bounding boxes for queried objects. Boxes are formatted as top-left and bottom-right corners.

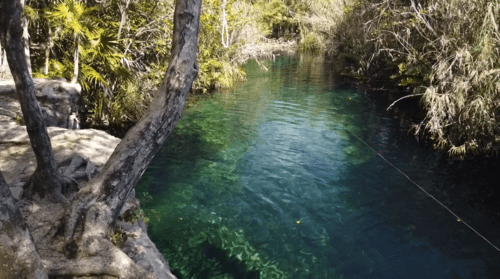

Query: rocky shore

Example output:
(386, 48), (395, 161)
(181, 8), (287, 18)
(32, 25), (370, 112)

(0, 78), (176, 279)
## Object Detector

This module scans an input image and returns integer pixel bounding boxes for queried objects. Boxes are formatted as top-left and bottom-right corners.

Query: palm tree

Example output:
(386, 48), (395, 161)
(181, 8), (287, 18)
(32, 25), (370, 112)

(46, 0), (98, 84)
(81, 28), (131, 127)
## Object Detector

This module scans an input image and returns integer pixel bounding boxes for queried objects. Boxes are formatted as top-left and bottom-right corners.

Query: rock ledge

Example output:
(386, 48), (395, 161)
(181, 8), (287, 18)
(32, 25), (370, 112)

(0, 80), (176, 279)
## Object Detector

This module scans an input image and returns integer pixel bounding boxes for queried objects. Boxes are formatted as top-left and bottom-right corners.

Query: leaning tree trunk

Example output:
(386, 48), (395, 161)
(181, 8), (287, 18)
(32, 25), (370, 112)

(0, 0), (71, 206)
(0, 169), (48, 279)
(117, 0), (131, 41)
(63, 0), (201, 244)
(1, 0), (202, 276)
(57, 0), (202, 276)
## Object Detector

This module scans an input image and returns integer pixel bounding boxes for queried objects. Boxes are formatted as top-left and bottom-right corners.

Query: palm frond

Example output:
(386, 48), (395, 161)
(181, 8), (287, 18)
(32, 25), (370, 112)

(81, 63), (107, 89)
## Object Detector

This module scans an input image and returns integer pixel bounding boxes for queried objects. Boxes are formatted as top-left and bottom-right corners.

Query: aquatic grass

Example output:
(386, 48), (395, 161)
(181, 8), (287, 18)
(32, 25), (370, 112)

(134, 95), (289, 277)
(137, 180), (289, 278)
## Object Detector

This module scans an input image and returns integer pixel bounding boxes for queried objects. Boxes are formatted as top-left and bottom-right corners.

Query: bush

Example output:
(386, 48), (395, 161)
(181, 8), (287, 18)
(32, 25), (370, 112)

(330, 0), (500, 159)
(297, 32), (326, 52)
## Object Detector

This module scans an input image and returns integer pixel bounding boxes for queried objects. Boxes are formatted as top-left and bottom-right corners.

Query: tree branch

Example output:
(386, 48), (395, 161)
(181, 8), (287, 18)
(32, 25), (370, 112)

(387, 93), (424, 110)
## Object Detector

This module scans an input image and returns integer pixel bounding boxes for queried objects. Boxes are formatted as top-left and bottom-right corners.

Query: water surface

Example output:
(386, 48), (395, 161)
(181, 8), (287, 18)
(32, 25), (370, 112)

(137, 54), (500, 278)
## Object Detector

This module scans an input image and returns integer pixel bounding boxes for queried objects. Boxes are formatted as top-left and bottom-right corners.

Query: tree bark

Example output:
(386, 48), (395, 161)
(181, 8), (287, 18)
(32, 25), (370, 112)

(0, 42), (9, 79)
(0, 169), (48, 279)
(0, 0), (71, 205)
(64, 0), (202, 246)
(1, 0), (202, 277)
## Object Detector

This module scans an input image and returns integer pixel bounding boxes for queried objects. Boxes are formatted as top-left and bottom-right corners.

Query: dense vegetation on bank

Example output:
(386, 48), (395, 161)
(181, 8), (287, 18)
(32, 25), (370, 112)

(330, 0), (500, 159)
(20, 0), (500, 159)
(19, 0), (342, 135)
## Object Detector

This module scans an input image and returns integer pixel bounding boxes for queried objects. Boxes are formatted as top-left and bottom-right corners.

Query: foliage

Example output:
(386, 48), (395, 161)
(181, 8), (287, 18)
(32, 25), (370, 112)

(109, 229), (128, 248)
(331, 0), (500, 159)
(124, 207), (149, 225)
(297, 31), (325, 52)
(25, 0), (345, 134)
(254, 0), (289, 36)
(45, 0), (99, 40)
(14, 115), (24, 126)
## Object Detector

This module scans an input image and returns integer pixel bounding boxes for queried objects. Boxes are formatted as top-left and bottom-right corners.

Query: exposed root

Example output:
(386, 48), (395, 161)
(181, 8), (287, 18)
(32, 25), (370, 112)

(22, 169), (70, 205)
(21, 195), (160, 279)
(22, 155), (100, 205)
(44, 237), (156, 279)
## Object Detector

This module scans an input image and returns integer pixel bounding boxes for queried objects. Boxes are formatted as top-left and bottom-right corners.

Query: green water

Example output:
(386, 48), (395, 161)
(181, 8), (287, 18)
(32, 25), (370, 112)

(136, 54), (500, 278)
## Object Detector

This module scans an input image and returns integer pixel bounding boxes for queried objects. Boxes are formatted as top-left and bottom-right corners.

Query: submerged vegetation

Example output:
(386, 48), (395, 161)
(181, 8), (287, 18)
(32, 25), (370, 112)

(135, 98), (289, 278)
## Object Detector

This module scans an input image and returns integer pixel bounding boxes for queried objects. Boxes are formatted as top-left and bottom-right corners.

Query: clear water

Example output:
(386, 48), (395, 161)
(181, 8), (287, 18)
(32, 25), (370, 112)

(136, 54), (500, 278)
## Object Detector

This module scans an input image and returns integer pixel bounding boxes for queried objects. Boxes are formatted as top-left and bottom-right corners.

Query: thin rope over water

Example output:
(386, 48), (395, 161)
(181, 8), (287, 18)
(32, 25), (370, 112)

(345, 129), (500, 252)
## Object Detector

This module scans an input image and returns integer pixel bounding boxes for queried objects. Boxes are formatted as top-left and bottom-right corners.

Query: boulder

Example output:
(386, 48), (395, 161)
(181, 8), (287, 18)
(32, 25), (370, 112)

(0, 78), (81, 129)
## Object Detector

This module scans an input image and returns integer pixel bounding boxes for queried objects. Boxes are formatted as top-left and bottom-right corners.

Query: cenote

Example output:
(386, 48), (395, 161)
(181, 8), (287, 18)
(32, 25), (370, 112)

(136, 54), (500, 278)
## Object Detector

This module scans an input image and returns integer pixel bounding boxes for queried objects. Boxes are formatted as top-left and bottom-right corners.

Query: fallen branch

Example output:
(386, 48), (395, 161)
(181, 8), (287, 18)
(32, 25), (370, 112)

(387, 93), (424, 110)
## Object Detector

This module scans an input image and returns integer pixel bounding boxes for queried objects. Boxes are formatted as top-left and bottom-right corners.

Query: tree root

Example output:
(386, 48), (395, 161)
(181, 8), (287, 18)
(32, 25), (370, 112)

(22, 169), (70, 205)
(22, 155), (100, 205)
(44, 237), (156, 279)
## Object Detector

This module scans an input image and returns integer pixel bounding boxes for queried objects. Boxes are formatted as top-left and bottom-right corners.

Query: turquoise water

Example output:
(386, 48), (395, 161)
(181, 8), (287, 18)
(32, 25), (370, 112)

(136, 54), (500, 278)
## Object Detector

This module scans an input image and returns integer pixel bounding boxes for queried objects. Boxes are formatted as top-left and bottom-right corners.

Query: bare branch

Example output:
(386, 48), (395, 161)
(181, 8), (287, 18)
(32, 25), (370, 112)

(387, 93), (424, 110)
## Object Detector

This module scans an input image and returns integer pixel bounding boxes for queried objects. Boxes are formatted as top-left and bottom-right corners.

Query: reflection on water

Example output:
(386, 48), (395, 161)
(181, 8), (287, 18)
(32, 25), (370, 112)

(137, 54), (500, 278)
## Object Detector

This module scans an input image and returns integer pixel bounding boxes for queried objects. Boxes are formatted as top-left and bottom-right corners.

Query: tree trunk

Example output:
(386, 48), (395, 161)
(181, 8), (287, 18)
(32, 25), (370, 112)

(63, 0), (202, 246)
(1, 0), (202, 276)
(0, 42), (10, 79)
(117, 0), (131, 41)
(71, 34), (79, 84)
(221, 0), (229, 48)
(44, 27), (52, 75)
(0, 169), (48, 279)
(0, 0), (71, 206)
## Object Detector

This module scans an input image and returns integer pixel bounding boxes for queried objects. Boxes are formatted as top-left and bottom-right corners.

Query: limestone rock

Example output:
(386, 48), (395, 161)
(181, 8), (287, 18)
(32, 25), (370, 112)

(118, 220), (177, 279)
(0, 85), (178, 278)
(0, 78), (81, 129)
(0, 124), (121, 186)
(9, 185), (23, 200)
